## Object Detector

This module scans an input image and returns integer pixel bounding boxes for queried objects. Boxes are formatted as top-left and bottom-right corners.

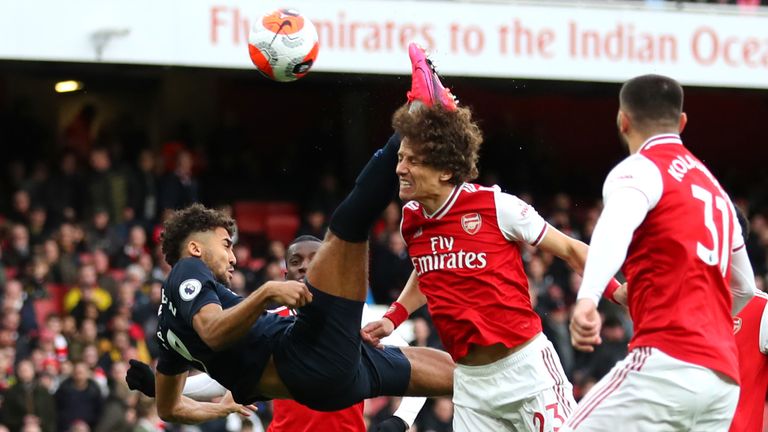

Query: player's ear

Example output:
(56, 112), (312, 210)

(617, 110), (630, 134)
(678, 112), (687, 133)
(439, 170), (453, 183)
(187, 238), (203, 258)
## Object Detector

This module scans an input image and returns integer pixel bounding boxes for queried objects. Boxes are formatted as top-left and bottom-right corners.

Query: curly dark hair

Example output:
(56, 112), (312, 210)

(391, 104), (483, 185)
(160, 204), (236, 266)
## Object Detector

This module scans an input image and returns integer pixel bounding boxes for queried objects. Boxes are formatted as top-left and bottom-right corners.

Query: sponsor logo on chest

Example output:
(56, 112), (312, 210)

(411, 235), (487, 275)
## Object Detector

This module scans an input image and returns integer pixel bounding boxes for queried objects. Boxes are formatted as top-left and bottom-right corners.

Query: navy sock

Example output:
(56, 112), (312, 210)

(329, 133), (401, 242)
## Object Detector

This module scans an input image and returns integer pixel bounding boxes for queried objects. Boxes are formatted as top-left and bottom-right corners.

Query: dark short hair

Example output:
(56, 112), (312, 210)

(289, 235), (322, 247)
(392, 104), (483, 185)
(161, 204), (236, 266)
(620, 74), (683, 131)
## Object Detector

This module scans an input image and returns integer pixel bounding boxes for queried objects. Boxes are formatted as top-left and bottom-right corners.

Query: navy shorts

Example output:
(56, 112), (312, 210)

(272, 283), (412, 411)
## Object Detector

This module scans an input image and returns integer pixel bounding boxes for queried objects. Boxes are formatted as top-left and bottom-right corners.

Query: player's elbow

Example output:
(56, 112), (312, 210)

(200, 332), (228, 352)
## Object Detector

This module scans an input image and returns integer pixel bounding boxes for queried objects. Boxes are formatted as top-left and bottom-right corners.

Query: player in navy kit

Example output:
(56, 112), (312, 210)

(148, 49), (457, 423)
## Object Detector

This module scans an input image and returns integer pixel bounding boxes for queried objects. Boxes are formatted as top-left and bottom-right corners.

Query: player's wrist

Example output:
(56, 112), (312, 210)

(603, 278), (621, 304)
(383, 301), (409, 329)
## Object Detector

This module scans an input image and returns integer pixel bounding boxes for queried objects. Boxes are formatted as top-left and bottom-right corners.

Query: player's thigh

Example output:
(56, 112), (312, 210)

(454, 404), (512, 432)
(690, 374), (739, 432)
(563, 348), (693, 432)
(399, 346), (454, 396)
(305, 232), (368, 301)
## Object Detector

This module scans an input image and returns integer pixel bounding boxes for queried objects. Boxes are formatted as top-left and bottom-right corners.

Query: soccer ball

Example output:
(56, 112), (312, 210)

(248, 8), (319, 82)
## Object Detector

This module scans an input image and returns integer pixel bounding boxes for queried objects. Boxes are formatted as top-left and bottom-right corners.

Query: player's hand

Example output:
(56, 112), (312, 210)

(265, 281), (312, 308)
(570, 299), (602, 352)
(126, 359), (156, 397)
(613, 283), (629, 307)
(220, 391), (257, 417)
(361, 318), (395, 349)
(371, 415), (409, 432)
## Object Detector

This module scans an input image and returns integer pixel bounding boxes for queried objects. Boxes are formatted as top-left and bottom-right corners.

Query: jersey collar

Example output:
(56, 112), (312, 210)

(639, 134), (682, 151)
(423, 184), (463, 220)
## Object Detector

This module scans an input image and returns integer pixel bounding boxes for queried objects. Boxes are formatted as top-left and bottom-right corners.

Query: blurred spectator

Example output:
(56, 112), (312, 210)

(0, 359), (56, 432)
(27, 207), (51, 247)
(113, 226), (149, 269)
(67, 320), (98, 363)
(84, 210), (121, 258)
(296, 207), (327, 239)
(3, 224), (32, 272)
(129, 149), (159, 225)
(8, 190), (32, 225)
(158, 150), (198, 212)
(133, 397), (162, 432)
(54, 362), (103, 432)
(417, 398), (453, 432)
(93, 361), (135, 432)
(21, 257), (51, 300)
(64, 264), (112, 320)
(233, 244), (260, 293)
(90, 250), (117, 297)
(43, 152), (84, 225)
(586, 315), (629, 381)
(62, 105), (97, 162)
(370, 232), (413, 304)
(86, 148), (129, 224)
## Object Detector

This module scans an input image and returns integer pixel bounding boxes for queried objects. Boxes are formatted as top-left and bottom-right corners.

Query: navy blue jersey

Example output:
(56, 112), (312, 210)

(155, 257), (292, 401)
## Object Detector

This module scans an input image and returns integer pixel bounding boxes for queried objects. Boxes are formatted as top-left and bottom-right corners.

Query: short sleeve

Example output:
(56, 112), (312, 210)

(156, 345), (190, 375)
(759, 298), (768, 355)
(172, 259), (222, 327)
(494, 191), (548, 245)
(603, 155), (663, 210)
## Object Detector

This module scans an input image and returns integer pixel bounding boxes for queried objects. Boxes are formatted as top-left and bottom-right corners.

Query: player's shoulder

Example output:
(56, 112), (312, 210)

(168, 258), (215, 293)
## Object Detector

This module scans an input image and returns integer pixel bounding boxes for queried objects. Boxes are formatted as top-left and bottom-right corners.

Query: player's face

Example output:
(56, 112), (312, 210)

(201, 227), (236, 286)
(285, 241), (320, 281)
(396, 138), (450, 205)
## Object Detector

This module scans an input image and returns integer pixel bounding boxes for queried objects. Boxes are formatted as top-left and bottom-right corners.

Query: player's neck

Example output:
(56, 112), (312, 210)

(630, 130), (681, 154)
(420, 184), (456, 215)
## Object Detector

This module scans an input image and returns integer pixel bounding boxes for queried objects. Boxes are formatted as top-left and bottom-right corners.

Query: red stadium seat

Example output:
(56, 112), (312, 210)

(265, 213), (300, 245)
(34, 298), (61, 329)
(233, 201), (268, 234)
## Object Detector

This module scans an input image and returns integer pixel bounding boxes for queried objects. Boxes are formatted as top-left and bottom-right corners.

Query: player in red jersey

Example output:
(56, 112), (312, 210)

(729, 208), (766, 432)
(126, 235), (429, 432)
(566, 75), (756, 431)
(362, 43), (621, 432)
(732, 290), (768, 432)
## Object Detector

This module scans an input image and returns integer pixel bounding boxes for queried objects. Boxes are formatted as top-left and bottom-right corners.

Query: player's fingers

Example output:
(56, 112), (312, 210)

(246, 404), (258, 412)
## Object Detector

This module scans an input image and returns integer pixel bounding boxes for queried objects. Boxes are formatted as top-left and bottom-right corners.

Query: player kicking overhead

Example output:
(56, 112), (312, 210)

(143, 55), (459, 421)
(126, 235), (427, 432)
(566, 75), (756, 431)
(362, 43), (622, 432)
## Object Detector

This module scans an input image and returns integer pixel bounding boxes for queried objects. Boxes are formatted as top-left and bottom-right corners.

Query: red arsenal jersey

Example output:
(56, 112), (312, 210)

(267, 306), (366, 432)
(730, 292), (768, 432)
(401, 183), (547, 361)
(613, 134), (740, 381)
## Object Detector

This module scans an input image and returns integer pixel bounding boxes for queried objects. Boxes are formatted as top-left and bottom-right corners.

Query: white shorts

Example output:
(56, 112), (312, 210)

(452, 333), (576, 432)
(562, 347), (739, 432)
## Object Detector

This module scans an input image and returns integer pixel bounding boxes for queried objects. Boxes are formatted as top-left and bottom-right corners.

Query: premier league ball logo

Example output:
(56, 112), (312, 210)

(179, 279), (202, 301)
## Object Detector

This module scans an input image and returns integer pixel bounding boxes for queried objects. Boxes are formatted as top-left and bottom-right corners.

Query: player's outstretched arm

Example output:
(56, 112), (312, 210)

(126, 359), (227, 401)
(362, 271), (426, 348)
(155, 371), (255, 424)
(730, 247), (756, 315)
(193, 280), (310, 350)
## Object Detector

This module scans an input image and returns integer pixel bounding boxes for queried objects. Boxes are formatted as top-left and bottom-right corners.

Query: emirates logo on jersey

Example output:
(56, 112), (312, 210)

(733, 317), (742, 334)
(461, 213), (482, 235)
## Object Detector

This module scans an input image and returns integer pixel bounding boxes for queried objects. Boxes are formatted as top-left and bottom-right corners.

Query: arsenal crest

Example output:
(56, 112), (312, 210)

(461, 213), (482, 235)
(733, 317), (742, 334)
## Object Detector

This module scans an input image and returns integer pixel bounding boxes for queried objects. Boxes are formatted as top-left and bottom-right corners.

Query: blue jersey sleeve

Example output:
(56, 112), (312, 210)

(171, 258), (222, 327)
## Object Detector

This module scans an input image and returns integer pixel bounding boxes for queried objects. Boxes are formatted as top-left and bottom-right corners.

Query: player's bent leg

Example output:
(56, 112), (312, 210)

(307, 133), (401, 301)
(399, 346), (454, 396)
(306, 232), (368, 301)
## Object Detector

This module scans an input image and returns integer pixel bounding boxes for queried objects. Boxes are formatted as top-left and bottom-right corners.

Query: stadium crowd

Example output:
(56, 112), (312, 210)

(0, 120), (767, 431)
